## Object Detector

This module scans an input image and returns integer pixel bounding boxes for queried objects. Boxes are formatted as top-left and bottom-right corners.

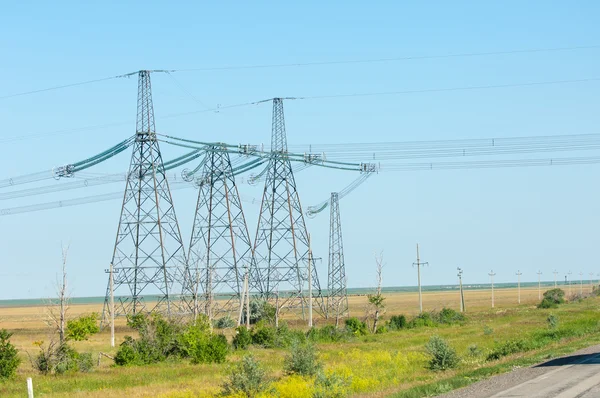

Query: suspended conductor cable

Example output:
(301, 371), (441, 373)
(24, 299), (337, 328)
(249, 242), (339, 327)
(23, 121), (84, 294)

(173, 45), (600, 72)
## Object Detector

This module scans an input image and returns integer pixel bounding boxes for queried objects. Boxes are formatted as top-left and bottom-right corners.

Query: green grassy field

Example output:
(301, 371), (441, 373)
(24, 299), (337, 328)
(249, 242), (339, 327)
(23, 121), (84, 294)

(1, 289), (599, 397)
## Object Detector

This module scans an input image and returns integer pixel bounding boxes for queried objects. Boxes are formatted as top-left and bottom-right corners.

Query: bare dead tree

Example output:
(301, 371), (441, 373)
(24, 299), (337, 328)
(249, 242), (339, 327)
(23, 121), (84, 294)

(367, 251), (386, 333)
(46, 243), (71, 345)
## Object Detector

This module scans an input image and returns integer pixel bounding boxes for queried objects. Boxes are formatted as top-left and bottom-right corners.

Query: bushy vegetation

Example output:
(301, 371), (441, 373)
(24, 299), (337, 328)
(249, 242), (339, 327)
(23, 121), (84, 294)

(547, 313), (559, 329)
(220, 355), (271, 397)
(345, 317), (368, 336)
(538, 288), (565, 308)
(283, 342), (322, 376)
(114, 313), (228, 366)
(313, 372), (352, 398)
(387, 314), (408, 330)
(32, 341), (93, 375)
(307, 325), (353, 343)
(66, 313), (100, 341)
(425, 335), (460, 370)
(383, 308), (466, 332)
(249, 300), (276, 325)
(214, 315), (236, 329)
(0, 329), (20, 380)
(486, 339), (529, 361)
(232, 326), (253, 350)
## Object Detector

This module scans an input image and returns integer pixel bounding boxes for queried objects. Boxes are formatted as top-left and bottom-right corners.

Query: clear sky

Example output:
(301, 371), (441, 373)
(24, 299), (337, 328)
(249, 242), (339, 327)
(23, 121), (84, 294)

(0, 1), (599, 300)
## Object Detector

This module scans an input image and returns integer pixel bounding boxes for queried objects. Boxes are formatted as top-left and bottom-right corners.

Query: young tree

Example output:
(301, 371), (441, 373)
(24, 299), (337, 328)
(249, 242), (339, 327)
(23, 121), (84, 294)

(367, 252), (386, 333)
(46, 243), (70, 345)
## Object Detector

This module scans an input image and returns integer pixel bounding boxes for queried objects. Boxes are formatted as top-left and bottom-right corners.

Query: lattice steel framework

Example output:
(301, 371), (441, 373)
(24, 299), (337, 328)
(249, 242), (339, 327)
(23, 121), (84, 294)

(326, 192), (348, 321)
(102, 70), (188, 321)
(252, 98), (325, 317)
(187, 146), (254, 319)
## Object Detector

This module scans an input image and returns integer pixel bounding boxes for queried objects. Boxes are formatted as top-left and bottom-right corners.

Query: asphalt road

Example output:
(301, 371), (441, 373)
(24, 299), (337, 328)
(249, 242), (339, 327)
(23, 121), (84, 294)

(436, 344), (600, 398)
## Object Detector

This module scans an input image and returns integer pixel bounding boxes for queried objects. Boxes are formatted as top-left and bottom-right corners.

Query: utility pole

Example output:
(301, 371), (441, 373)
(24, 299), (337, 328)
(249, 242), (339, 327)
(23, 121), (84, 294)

(568, 271), (572, 297)
(489, 270), (496, 308)
(537, 270), (542, 301)
(516, 270), (522, 304)
(553, 270), (558, 288)
(590, 272), (595, 292)
(579, 271), (583, 295)
(413, 244), (428, 313)
(457, 267), (465, 313)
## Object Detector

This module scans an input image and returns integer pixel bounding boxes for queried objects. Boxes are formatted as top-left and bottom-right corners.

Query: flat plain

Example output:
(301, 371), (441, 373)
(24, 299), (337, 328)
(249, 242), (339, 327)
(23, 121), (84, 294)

(1, 285), (598, 397)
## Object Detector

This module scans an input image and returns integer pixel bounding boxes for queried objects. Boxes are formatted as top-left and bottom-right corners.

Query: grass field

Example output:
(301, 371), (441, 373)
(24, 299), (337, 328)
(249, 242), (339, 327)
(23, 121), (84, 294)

(0, 285), (598, 397)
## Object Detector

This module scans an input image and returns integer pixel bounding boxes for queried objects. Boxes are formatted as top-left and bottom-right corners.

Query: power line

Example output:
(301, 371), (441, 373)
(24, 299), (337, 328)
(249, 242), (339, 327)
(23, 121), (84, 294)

(0, 72), (137, 100)
(3, 76), (599, 144)
(295, 77), (600, 101)
(174, 44), (600, 72)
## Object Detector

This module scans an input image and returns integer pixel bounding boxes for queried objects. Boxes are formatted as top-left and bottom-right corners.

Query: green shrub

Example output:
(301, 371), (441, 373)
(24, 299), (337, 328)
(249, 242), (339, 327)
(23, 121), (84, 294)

(344, 317), (368, 336)
(250, 300), (276, 325)
(66, 313), (100, 341)
(547, 314), (559, 330)
(408, 312), (437, 328)
(425, 335), (460, 371)
(313, 371), (351, 398)
(538, 288), (565, 308)
(32, 342), (93, 374)
(375, 325), (388, 334)
(388, 314), (408, 330)
(233, 326), (253, 350)
(467, 344), (481, 357)
(0, 329), (20, 380)
(221, 355), (271, 397)
(179, 322), (229, 364)
(275, 323), (306, 348)
(283, 342), (322, 376)
(214, 316), (236, 329)
(486, 339), (529, 361)
(434, 308), (466, 324)
(251, 322), (277, 348)
(115, 313), (227, 366)
(483, 325), (493, 335)
(307, 325), (352, 343)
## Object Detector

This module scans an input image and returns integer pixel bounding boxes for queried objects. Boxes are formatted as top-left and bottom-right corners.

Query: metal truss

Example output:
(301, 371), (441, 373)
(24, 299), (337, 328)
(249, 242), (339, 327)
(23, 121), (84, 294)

(187, 146), (254, 320)
(326, 192), (349, 323)
(102, 70), (188, 323)
(252, 98), (325, 317)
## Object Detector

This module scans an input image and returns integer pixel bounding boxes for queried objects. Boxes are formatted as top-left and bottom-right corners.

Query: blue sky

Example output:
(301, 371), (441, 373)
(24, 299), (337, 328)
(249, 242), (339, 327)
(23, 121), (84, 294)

(0, 1), (599, 299)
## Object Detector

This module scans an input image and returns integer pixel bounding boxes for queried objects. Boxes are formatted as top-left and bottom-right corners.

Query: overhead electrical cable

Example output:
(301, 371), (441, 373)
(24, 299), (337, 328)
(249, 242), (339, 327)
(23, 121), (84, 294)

(173, 44), (600, 72)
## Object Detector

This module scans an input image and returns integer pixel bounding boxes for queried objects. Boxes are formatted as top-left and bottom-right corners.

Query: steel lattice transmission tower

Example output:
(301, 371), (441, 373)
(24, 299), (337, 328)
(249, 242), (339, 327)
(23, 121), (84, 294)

(187, 145), (254, 320)
(252, 98), (325, 316)
(326, 192), (349, 324)
(102, 70), (188, 322)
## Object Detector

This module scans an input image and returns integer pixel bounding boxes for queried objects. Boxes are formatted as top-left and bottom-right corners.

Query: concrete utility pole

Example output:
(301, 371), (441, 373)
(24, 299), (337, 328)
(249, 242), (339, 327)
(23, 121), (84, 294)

(579, 272), (583, 295)
(109, 262), (115, 348)
(553, 270), (558, 288)
(516, 270), (523, 304)
(537, 270), (542, 301)
(489, 270), (496, 308)
(457, 267), (465, 313)
(568, 271), (573, 297)
(413, 244), (428, 313)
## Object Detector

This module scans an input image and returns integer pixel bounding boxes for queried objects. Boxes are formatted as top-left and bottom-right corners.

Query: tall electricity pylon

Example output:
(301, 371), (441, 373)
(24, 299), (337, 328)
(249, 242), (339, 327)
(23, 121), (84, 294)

(102, 70), (188, 322)
(326, 192), (349, 326)
(252, 98), (325, 317)
(187, 146), (254, 320)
